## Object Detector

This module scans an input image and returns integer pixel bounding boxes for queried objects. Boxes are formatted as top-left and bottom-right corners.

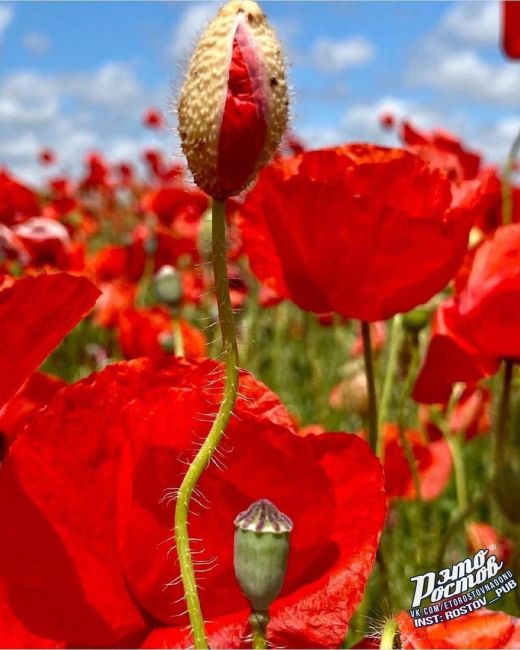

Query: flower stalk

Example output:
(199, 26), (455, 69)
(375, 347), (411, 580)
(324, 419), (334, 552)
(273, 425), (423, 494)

(361, 321), (379, 452)
(377, 315), (403, 459)
(379, 617), (399, 650)
(174, 198), (239, 648)
(494, 359), (514, 468)
(249, 611), (269, 649)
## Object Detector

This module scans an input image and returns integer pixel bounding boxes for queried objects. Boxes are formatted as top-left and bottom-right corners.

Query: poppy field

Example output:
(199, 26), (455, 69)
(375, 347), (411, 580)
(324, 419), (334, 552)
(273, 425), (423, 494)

(1, 1), (520, 648)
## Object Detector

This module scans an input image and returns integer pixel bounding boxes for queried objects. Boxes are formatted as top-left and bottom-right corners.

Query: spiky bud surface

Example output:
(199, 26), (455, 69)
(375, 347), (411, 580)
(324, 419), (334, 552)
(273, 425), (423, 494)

(178, 0), (289, 199)
(233, 499), (292, 612)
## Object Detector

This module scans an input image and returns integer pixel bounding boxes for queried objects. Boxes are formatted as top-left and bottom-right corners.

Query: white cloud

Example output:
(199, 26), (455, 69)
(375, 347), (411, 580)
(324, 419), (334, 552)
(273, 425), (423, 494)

(310, 36), (374, 73)
(440, 0), (499, 47)
(298, 94), (516, 166)
(62, 63), (142, 110)
(168, 2), (217, 61)
(22, 32), (51, 55)
(0, 64), (173, 184)
(0, 4), (13, 42)
(0, 71), (58, 124)
(410, 47), (520, 106)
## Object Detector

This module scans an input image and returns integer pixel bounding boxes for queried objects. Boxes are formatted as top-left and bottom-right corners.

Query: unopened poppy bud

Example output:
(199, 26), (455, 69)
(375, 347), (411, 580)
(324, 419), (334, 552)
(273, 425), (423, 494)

(178, 0), (289, 199)
(234, 499), (292, 611)
(153, 265), (182, 308)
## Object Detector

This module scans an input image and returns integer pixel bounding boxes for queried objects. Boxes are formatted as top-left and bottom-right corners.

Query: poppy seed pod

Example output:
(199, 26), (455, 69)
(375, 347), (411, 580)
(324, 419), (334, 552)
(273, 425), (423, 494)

(178, 0), (289, 199)
(153, 265), (182, 308)
(234, 499), (292, 612)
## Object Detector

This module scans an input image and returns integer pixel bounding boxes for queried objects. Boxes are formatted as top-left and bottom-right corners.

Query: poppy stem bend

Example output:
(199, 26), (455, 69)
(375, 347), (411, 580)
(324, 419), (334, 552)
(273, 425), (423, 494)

(361, 321), (379, 452)
(174, 198), (239, 649)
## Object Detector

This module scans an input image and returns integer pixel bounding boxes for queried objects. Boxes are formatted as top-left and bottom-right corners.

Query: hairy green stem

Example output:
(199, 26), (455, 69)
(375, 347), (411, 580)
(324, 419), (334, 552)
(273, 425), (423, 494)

(361, 321), (379, 452)
(502, 129), (520, 226)
(494, 359), (514, 469)
(174, 199), (239, 649)
(379, 617), (399, 650)
(249, 611), (269, 649)
(377, 315), (403, 459)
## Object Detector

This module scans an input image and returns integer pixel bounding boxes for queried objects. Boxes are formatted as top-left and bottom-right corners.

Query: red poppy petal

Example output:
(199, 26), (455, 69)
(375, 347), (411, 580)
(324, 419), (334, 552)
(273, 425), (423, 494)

(503, 1), (520, 59)
(0, 357), (385, 648)
(115, 359), (385, 649)
(0, 372), (65, 443)
(141, 614), (248, 649)
(412, 298), (498, 405)
(0, 582), (65, 649)
(382, 425), (452, 501)
(458, 224), (520, 362)
(239, 146), (472, 321)
(0, 273), (100, 408)
(218, 21), (268, 195)
(0, 361), (149, 646)
(397, 608), (520, 649)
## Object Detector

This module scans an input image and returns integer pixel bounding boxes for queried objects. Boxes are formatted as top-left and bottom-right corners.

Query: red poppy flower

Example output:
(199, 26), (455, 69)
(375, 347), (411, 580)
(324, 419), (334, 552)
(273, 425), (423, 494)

(93, 280), (136, 329)
(238, 145), (474, 322)
(419, 385), (491, 442)
(503, 1), (520, 59)
(0, 357), (386, 648)
(381, 424), (452, 500)
(412, 298), (498, 405)
(0, 273), (99, 409)
(80, 152), (111, 191)
(140, 185), (208, 228)
(115, 162), (135, 187)
(142, 107), (165, 130)
(13, 218), (72, 270)
(400, 122), (480, 181)
(397, 608), (520, 649)
(38, 148), (56, 166)
(0, 224), (29, 268)
(449, 385), (490, 439)
(458, 224), (520, 361)
(379, 112), (395, 130)
(415, 223), (520, 402)
(0, 170), (40, 226)
(466, 522), (513, 565)
(117, 307), (206, 359)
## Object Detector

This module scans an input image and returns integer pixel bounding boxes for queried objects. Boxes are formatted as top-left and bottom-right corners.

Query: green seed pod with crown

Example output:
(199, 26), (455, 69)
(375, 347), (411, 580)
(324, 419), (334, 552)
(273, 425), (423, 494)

(153, 265), (183, 309)
(233, 499), (292, 612)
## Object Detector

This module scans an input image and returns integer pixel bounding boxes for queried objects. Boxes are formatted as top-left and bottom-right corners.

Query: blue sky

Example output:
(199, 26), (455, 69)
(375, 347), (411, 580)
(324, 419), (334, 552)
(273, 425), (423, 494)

(1, 1), (519, 183)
